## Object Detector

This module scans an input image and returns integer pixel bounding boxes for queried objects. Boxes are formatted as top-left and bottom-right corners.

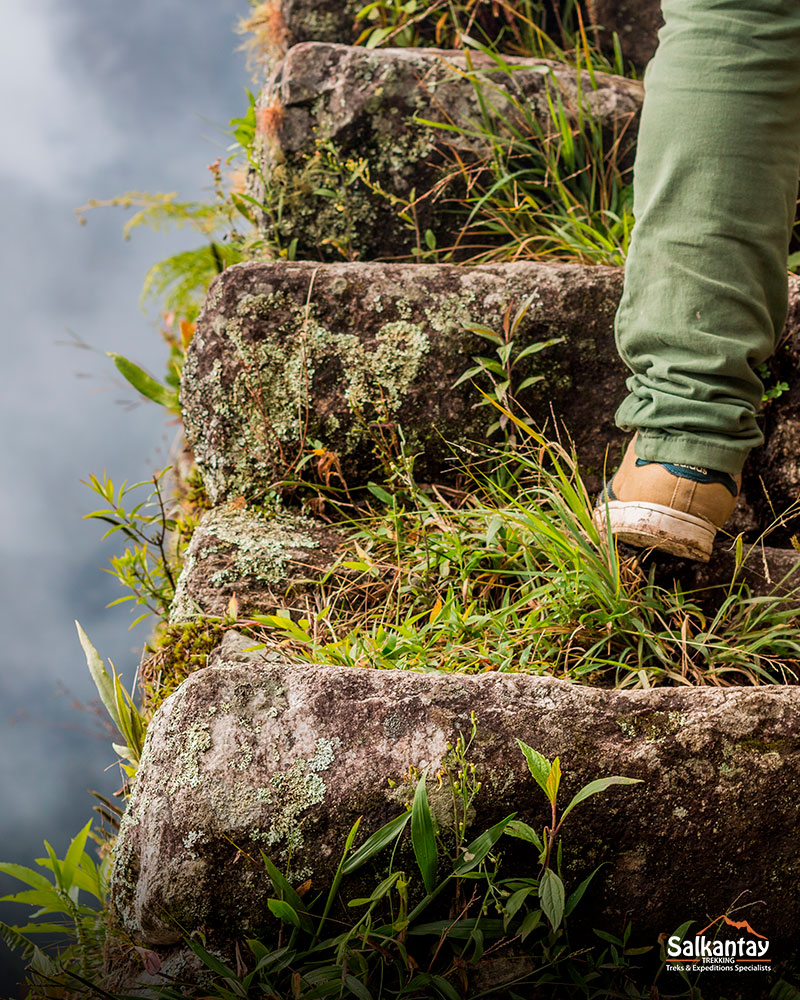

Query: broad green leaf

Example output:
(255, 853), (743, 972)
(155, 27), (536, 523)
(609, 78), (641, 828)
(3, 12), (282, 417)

(365, 25), (395, 47)
(454, 814), (515, 875)
(516, 741), (551, 796)
(515, 337), (565, 361)
(564, 864), (604, 918)
(465, 323), (503, 344)
(261, 854), (313, 933)
(64, 820), (93, 876)
(0, 864), (54, 892)
(505, 886), (536, 925)
(367, 483), (393, 504)
(430, 975), (461, 1000)
(267, 898), (302, 928)
(342, 812), (410, 874)
(517, 375), (545, 391)
(411, 773), (438, 893)
(519, 909), (542, 941)
(561, 776), (642, 822)
(504, 820), (544, 853)
(76, 622), (121, 733)
(108, 353), (177, 409)
(0, 889), (63, 910)
(539, 868), (565, 930)
(344, 975), (374, 1000)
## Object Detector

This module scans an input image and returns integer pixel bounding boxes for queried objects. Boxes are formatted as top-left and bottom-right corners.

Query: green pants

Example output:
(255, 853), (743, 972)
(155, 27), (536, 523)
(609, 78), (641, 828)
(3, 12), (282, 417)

(614, 0), (800, 475)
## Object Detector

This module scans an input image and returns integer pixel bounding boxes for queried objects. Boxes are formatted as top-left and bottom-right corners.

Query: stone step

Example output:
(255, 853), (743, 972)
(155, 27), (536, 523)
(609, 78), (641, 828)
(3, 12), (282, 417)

(169, 501), (346, 623)
(251, 41), (642, 261)
(182, 259), (800, 538)
(252, 0), (659, 72)
(171, 498), (800, 627)
(110, 651), (800, 961)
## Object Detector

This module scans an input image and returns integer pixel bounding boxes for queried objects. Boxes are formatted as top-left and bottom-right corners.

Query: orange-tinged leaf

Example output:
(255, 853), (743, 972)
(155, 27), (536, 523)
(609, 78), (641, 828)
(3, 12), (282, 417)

(545, 757), (561, 804)
(180, 319), (196, 348)
(429, 597), (443, 624)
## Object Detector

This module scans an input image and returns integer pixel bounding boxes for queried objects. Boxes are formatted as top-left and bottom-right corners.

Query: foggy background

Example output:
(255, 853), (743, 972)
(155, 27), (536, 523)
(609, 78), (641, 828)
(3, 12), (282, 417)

(1, 1), (251, 990)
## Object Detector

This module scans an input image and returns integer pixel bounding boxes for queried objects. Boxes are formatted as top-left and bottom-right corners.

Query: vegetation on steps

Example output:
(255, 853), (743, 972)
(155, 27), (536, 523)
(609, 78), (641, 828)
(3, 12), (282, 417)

(4, 1), (800, 997)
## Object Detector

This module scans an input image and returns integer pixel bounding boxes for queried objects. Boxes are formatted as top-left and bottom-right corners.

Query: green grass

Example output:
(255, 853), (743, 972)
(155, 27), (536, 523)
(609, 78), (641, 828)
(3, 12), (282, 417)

(248, 424), (800, 689)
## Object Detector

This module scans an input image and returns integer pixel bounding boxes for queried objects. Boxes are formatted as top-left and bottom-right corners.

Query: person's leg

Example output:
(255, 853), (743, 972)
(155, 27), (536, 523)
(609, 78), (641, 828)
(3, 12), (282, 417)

(614, 0), (800, 477)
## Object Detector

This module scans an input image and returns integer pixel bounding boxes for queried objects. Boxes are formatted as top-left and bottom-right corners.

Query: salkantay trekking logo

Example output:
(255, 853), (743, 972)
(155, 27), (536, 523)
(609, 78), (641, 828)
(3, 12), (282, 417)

(666, 914), (770, 974)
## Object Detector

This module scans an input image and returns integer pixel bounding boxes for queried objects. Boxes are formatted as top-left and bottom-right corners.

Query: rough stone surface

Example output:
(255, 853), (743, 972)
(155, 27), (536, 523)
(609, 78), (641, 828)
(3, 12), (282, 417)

(682, 544), (800, 601)
(170, 500), (345, 622)
(111, 658), (800, 956)
(252, 42), (642, 260)
(182, 259), (629, 501)
(587, 0), (662, 68)
(280, 0), (363, 50)
(182, 260), (800, 542)
(249, 1), (661, 73)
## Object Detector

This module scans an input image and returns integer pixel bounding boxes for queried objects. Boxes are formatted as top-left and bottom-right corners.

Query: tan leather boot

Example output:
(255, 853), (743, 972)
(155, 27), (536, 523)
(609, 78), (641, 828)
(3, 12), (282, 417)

(593, 435), (741, 562)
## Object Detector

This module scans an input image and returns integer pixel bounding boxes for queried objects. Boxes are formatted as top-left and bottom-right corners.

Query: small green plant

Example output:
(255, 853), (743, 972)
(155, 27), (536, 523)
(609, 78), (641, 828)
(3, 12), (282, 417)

(252, 423), (800, 687)
(76, 623), (145, 779)
(453, 294), (564, 441)
(0, 821), (111, 989)
(83, 468), (192, 627)
(354, 0), (630, 76)
(756, 359), (790, 404)
(510, 741), (641, 930)
(116, 738), (643, 998)
(414, 42), (637, 264)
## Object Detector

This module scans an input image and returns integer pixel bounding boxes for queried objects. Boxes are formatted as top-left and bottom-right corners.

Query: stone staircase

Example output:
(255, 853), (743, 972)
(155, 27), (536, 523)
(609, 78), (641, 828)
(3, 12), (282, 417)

(105, 4), (800, 989)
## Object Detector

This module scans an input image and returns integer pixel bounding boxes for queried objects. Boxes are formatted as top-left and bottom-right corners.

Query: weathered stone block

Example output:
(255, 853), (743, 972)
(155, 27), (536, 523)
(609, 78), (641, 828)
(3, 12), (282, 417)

(170, 501), (345, 622)
(182, 260), (800, 542)
(182, 259), (629, 501)
(252, 42), (642, 260)
(587, 0), (662, 68)
(111, 654), (800, 955)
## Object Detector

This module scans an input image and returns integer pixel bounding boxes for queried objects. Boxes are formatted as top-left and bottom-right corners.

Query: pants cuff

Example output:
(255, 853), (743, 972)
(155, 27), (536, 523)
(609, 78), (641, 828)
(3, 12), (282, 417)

(632, 431), (749, 476)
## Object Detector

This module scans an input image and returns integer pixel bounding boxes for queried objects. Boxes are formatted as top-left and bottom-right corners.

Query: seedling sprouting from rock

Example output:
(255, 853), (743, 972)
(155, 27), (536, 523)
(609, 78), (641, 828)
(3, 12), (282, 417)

(509, 740), (642, 929)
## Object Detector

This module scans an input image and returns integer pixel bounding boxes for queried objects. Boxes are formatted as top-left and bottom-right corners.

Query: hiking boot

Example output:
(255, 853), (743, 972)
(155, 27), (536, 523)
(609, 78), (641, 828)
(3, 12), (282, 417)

(593, 435), (741, 562)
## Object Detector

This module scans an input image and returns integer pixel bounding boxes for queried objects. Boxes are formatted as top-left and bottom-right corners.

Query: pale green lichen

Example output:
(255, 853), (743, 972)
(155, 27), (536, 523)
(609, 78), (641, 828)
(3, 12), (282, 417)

(617, 710), (685, 742)
(226, 299), (430, 446)
(191, 295), (433, 499)
(250, 738), (342, 876)
(169, 501), (322, 623)
(183, 830), (208, 860)
(204, 503), (319, 588)
(170, 720), (213, 791)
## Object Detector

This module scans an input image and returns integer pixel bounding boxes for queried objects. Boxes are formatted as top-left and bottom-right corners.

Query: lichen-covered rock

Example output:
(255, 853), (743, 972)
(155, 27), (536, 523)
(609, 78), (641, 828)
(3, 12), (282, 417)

(182, 259), (629, 501)
(111, 659), (800, 956)
(587, 0), (663, 68)
(170, 501), (345, 622)
(252, 42), (642, 260)
(182, 260), (800, 542)
(274, 0), (363, 52)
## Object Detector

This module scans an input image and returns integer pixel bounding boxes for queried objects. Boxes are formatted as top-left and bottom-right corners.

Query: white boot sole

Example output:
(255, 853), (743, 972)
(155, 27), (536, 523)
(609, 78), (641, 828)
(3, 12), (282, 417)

(593, 500), (716, 563)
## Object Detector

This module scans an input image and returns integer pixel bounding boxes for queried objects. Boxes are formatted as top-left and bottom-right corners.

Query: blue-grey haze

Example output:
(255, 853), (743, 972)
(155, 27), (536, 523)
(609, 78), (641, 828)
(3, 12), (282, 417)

(1, 1), (251, 991)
